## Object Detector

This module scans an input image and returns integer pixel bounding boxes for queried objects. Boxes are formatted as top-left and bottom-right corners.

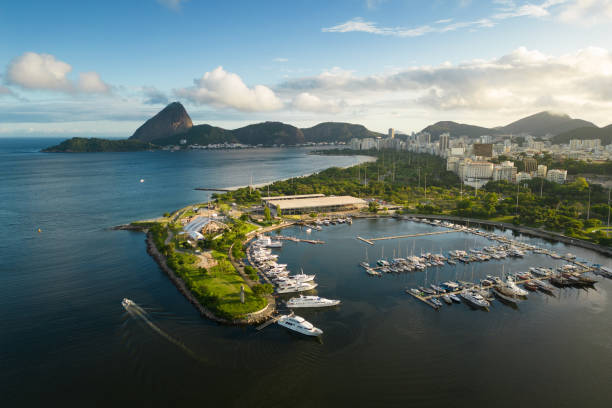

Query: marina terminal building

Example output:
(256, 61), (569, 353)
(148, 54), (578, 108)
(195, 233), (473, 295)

(262, 194), (367, 215)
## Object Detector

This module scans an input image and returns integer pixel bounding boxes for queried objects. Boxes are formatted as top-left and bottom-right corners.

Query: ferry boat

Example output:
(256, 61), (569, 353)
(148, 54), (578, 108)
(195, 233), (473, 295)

(286, 295), (340, 308)
(277, 314), (323, 336)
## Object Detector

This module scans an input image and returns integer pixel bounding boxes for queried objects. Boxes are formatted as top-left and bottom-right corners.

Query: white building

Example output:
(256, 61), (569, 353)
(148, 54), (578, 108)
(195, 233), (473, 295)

(537, 164), (547, 178)
(462, 161), (494, 179)
(516, 171), (532, 183)
(492, 161), (517, 183)
(546, 169), (567, 184)
(439, 133), (450, 153)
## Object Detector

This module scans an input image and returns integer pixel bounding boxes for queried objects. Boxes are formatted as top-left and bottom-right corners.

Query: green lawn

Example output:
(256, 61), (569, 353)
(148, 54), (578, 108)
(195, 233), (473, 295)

(488, 215), (515, 223)
(152, 225), (267, 320)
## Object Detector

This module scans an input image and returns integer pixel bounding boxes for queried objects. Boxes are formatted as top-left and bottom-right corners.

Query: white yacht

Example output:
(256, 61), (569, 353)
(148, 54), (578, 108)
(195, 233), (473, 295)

(286, 295), (340, 308)
(254, 236), (282, 248)
(276, 281), (318, 294)
(496, 276), (529, 297)
(277, 314), (323, 336)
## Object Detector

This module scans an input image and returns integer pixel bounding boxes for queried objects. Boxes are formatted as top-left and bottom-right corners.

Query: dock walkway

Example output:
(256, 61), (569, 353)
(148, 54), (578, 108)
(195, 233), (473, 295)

(367, 229), (460, 242)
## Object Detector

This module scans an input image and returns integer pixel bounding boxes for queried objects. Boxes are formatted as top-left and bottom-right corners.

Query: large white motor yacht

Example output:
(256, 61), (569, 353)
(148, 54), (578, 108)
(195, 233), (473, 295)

(496, 276), (528, 297)
(286, 295), (340, 308)
(277, 314), (323, 336)
(276, 281), (318, 294)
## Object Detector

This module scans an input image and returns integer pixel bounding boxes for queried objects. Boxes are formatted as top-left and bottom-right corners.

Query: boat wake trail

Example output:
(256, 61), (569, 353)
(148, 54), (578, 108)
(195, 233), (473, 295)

(121, 298), (206, 364)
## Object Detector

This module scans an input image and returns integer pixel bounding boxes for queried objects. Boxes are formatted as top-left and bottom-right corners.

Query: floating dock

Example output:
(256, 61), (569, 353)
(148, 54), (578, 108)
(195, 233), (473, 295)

(357, 236), (374, 245)
(276, 236), (325, 244)
(367, 229), (460, 241)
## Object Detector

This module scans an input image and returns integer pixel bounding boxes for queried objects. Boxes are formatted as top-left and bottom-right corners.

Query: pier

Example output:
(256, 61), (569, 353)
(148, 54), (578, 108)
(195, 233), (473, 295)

(366, 229), (460, 241)
(357, 236), (374, 245)
(276, 236), (325, 244)
(255, 314), (283, 330)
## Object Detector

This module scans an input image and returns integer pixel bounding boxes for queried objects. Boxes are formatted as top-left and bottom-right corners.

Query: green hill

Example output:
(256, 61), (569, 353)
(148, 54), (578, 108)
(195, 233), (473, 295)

(499, 111), (595, 137)
(301, 122), (383, 143)
(421, 121), (495, 140)
(42, 137), (155, 153)
(154, 124), (236, 146)
(551, 125), (612, 146)
(232, 122), (304, 146)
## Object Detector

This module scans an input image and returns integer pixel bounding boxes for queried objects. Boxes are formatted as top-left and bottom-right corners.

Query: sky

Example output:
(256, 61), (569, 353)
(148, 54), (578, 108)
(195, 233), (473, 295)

(1, 0), (612, 137)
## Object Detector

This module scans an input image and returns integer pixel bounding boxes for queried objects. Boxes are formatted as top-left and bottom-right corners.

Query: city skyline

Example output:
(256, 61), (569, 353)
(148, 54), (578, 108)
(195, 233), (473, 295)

(2, 0), (612, 137)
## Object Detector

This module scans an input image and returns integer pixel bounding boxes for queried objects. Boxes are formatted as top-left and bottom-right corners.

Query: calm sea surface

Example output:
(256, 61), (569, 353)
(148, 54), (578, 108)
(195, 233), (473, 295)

(1, 138), (611, 407)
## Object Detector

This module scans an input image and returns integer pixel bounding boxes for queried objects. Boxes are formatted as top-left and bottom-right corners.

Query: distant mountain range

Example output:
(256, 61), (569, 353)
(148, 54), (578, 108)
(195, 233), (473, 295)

(421, 111), (603, 143)
(43, 103), (610, 152)
(44, 102), (384, 152)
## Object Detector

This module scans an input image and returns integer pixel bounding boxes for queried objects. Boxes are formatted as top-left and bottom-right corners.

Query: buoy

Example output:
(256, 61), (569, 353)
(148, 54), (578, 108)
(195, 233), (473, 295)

(37, 228), (42, 233)
(140, 179), (145, 183)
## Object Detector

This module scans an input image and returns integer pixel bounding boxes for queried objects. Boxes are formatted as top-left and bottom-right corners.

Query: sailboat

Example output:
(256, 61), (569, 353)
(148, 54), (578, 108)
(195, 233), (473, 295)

(360, 247), (370, 268)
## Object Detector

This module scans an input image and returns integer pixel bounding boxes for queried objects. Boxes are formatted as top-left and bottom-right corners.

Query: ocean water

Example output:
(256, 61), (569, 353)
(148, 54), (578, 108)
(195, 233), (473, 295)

(1, 138), (611, 407)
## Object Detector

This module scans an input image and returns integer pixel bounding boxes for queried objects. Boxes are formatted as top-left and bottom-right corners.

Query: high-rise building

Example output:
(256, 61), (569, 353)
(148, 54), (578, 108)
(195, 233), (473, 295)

(546, 169), (567, 184)
(493, 161), (517, 183)
(439, 133), (450, 153)
(388, 128), (395, 139)
(536, 164), (547, 178)
(523, 158), (538, 174)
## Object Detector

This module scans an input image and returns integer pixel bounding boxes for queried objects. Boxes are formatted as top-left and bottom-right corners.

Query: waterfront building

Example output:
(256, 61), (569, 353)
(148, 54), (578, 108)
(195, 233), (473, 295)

(263, 195), (367, 215)
(546, 169), (567, 184)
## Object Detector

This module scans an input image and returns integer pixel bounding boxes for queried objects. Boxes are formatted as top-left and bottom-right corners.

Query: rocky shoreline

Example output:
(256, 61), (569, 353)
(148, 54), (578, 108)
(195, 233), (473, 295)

(144, 231), (275, 325)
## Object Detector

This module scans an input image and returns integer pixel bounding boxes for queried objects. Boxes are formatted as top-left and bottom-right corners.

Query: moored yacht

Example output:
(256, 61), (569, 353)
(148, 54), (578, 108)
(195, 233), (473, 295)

(286, 295), (340, 308)
(276, 281), (318, 294)
(460, 292), (490, 309)
(277, 314), (323, 336)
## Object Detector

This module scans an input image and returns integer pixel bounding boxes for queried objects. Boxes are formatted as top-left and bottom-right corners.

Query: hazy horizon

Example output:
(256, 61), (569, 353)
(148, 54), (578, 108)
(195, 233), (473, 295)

(2, 0), (612, 136)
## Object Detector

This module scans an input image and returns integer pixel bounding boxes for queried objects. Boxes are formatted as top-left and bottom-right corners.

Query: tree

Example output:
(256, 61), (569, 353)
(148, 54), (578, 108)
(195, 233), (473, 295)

(368, 201), (379, 213)
(264, 206), (271, 221)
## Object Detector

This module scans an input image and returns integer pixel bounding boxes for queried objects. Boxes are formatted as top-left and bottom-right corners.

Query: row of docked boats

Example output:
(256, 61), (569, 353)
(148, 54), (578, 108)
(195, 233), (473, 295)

(249, 235), (340, 337)
(406, 216), (581, 262)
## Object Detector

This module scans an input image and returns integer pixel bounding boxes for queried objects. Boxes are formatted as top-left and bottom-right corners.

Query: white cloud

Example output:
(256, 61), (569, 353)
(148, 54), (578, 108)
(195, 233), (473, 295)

(6, 52), (110, 94)
(558, 0), (612, 25)
(322, 1), (612, 39)
(175, 66), (283, 111)
(157, 0), (188, 11)
(273, 57), (289, 63)
(291, 92), (344, 113)
(366, 0), (388, 9)
(322, 16), (494, 37)
(278, 47), (612, 118)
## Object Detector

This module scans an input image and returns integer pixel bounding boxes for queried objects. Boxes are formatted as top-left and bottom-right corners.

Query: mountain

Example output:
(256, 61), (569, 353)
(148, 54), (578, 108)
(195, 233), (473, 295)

(421, 111), (597, 140)
(301, 122), (383, 143)
(552, 124), (612, 146)
(233, 122), (304, 146)
(130, 102), (193, 142)
(421, 121), (494, 140)
(499, 111), (596, 137)
(42, 138), (155, 153)
(154, 124), (236, 146)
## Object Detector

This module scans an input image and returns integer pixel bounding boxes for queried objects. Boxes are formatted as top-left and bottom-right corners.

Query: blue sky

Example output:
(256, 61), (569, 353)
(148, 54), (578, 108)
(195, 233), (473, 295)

(1, 0), (612, 136)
